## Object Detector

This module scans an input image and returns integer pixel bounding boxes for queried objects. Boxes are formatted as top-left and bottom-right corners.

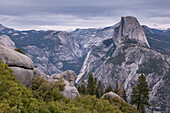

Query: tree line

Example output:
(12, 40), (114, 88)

(0, 60), (138, 112)
(78, 72), (150, 113)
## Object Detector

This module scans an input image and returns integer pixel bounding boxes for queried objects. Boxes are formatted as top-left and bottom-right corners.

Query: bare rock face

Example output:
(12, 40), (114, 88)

(11, 67), (34, 87)
(0, 35), (16, 49)
(52, 70), (77, 85)
(102, 92), (124, 101)
(0, 41), (33, 69)
(60, 80), (80, 100)
(52, 70), (80, 100)
(0, 40), (34, 86)
(114, 16), (150, 47)
(33, 68), (54, 82)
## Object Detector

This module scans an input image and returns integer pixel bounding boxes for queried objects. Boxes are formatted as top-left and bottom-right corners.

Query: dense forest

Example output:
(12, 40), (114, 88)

(0, 60), (139, 113)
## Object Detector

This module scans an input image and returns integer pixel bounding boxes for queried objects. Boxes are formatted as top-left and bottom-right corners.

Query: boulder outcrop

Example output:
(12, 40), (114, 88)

(0, 40), (34, 86)
(0, 40), (79, 99)
(52, 70), (77, 85)
(52, 70), (79, 99)
(102, 91), (124, 102)
(0, 41), (33, 69)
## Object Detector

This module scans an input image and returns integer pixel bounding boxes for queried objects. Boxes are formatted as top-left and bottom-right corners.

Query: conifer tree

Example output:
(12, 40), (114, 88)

(114, 81), (119, 94)
(96, 80), (104, 98)
(122, 88), (127, 102)
(130, 74), (150, 113)
(95, 87), (100, 98)
(94, 77), (97, 86)
(105, 84), (113, 93)
(78, 78), (86, 95)
(87, 72), (95, 95)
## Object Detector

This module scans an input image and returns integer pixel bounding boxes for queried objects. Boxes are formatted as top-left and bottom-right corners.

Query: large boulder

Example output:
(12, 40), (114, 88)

(102, 91), (125, 102)
(60, 80), (80, 100)
(0, 35), (16, 49)
(33, 68), (54, 82)
(52, 70), (77, 85)
(52, 70), (80, 100)
(0, 40), (34, 86)
(0, 41), (33, 69)
(11, 67), (34, 87)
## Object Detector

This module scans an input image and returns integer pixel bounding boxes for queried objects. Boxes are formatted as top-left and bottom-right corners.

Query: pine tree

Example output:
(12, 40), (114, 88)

(95, 87), (100, 98)
(94, 77), (97, 86)
(96, 80), (104, 98)
(130, 74), (150, 113)
(114, 81), (119, 94)
(105, 84), (113, 93)
(87, 72), (95, 95)
(78, 78), (86, 95)
(122, 88), (127, 102)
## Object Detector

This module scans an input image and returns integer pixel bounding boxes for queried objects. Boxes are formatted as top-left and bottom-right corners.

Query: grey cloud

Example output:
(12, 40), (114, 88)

(0, 0), (170, 30)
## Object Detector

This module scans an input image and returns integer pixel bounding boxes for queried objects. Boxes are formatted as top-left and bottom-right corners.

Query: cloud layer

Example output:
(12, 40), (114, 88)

(0, 0), (170, 30)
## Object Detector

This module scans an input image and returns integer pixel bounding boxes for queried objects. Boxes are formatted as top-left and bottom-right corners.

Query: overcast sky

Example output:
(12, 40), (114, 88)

(0, 0), (170, 31)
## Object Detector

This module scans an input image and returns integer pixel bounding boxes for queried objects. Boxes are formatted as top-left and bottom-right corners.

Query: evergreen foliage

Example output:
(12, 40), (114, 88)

(114, 81), (119, 94)
(103, 95), (139, 113)
(78, 78), (86, 95)
(87, 72), (96, 95)
(96, 80), (104, 98)
(14, 48), (25, 54)
(105, 84), (113, 93)
(0, 61), (139, 112)
(122, 88), (127, 102)
(31, 76), (65, 102)
(130, 73), (150, 113)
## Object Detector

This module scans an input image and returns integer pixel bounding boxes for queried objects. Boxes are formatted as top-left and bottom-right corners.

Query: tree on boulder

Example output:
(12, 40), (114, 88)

(105, 84), (113, 93)
(14, 48), (25, 54)
(114, 81), (119, 94)
(130, 73), (150, 113)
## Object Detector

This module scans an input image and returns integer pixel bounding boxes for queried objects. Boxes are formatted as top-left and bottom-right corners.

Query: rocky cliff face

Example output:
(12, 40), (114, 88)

(113, 16), (150, 47)
(0, 27), (83, 75)
(143, 25), (170, 55)
(70, 24), (119, 51)
(77, 17), (170, 112)
(0, 35), (16, 49)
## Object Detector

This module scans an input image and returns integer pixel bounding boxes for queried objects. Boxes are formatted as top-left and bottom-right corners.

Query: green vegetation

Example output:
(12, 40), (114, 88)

(96, 80), (104, 98)
(105, 84), (113, 93)
(78, 78), (87, 95)
(106, 51), (125, 65)
(14, 48), (25, 54)
(87, 72), (96, 95)
(103, 95), (139, 113)
(131, 74), (150, 113)
(113, 82), (127, 102)
(0, 61), (138, 112)
(31, 76), (65, 102)
(137, 57), (163, 74)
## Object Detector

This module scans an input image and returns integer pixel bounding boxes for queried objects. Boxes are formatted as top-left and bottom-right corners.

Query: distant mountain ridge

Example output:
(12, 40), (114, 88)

(0, 16), (170, 112)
